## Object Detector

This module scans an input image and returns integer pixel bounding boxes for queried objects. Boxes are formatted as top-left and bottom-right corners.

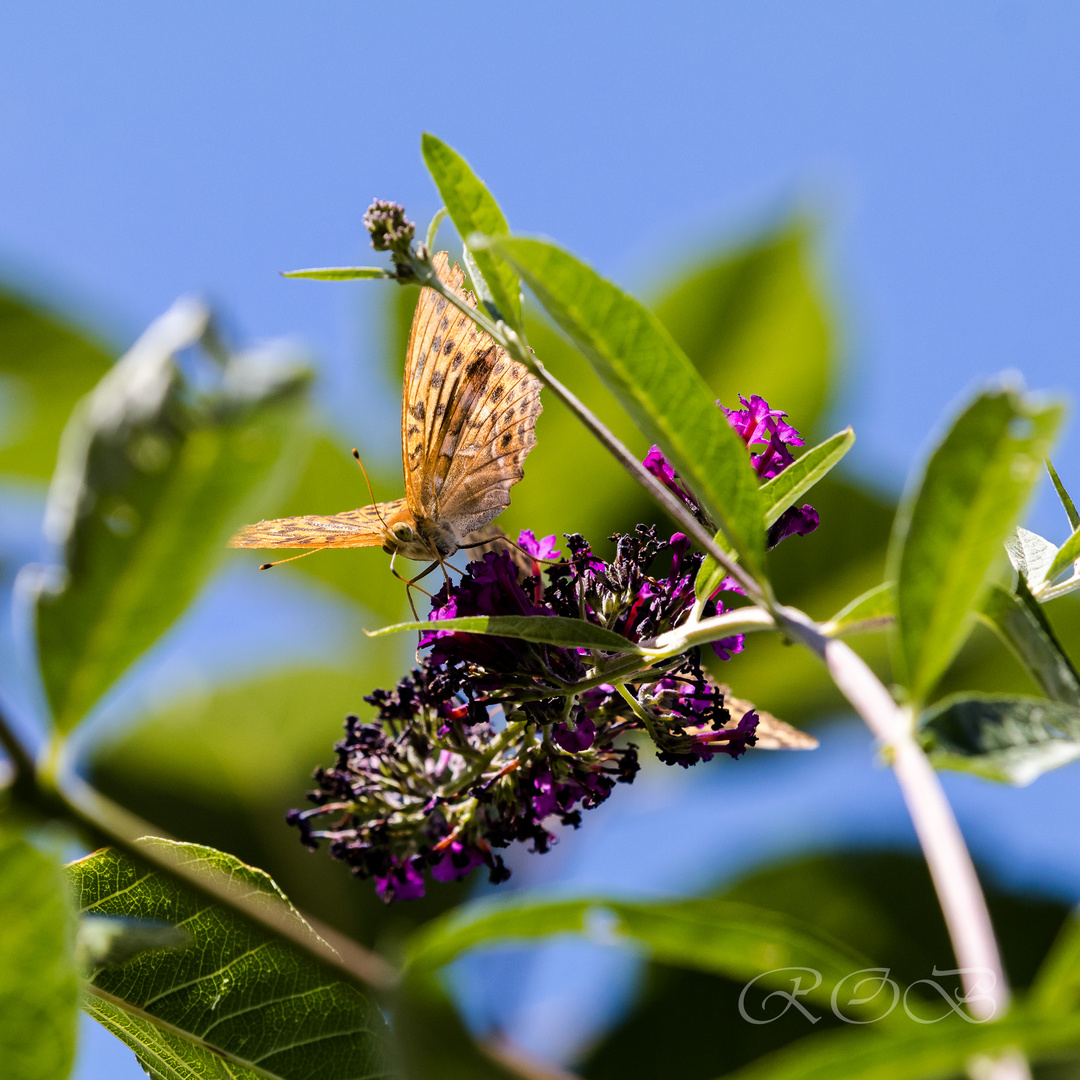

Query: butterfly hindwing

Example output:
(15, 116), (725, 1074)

(229, 499), (404, 549)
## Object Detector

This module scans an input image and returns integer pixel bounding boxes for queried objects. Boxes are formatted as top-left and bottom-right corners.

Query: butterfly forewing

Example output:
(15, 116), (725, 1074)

(403, 252), (542, 538)
(229, 499), (405, 549)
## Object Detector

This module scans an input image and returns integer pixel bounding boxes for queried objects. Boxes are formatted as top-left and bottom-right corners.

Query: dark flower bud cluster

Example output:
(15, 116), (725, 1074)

(363, 199), (416, 257)
(289, 395), (815, 901)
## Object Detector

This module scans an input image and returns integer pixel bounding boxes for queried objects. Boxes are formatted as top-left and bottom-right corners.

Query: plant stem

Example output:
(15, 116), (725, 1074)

(776, 606), (1010, 1022)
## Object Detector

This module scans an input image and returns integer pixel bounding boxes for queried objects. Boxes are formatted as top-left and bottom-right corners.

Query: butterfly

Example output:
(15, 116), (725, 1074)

(230, 252), (543, 588)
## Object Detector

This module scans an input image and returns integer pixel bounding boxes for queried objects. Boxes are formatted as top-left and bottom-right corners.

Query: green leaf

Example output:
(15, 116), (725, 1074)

(718, 1004), (1080, 1080)
(761, 428), (854, 527)
(68, 839), (390, 1080)
(1048, 458), (1080, 530)
(652, 221), (835, 438)
(1046, 523), (1080, 587)
(0, 285), (113, 481)
(479, 235), (766, 575)
(822, 582), (895, 638)
(420, 134), (522, 330)
(1033, 909), (1080, 1014)
(406, 894), (876, 1016)
(365, 614), (644, 654)
(0, 831), (78, 1080)
(34, 299), (312, 732)
(696, 427), (854, 600)
(280, 267), (393, 280)
(920, 692), (1080, 785)
(979, 583), (1080, 705)
(888, 386), (1063, 705)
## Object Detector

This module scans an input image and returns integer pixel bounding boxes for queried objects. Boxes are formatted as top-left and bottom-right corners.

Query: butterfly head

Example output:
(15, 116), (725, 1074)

(381, 504), (458, 561)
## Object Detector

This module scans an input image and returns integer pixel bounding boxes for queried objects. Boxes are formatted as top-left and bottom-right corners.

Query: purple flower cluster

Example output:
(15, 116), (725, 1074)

(289, 395), (815, 901)
(289, 528), (754, 901)
(644, 393), (820, 549)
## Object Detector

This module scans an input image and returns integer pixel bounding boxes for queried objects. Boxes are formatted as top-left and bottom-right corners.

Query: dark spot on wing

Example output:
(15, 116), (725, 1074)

(408, 424), (420, 437)
(435, 299), (448, 314)
(432, 336), (441, 353)
(430, 370), (444, 389)
(440, 315), (450, 329)
(451, 354), (463, 371)
(443, 339), (455, 355)
(435, 402), (446, 418)
(501, 432), (513, 448)
(411, 402), (425, 421)
(490, 385), (503, 403)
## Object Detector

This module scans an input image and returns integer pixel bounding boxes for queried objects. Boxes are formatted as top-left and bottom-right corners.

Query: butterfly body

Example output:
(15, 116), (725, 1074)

(230, 252), (542, 566)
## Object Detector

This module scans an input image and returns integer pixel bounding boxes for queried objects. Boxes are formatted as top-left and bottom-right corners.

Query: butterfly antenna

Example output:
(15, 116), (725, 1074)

(258, 549), (322, 570)
(351, 449), (390, 530)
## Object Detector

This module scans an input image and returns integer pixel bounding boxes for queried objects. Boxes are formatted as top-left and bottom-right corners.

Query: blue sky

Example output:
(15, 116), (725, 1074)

(3, 3), (1080, 1075)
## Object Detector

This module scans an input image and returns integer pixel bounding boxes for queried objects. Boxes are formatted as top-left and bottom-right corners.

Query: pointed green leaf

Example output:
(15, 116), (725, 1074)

(653, 221), (835, 436)
(480, 235), (765, 574)
(1033, 908), (1080, 1015)
(1048, 459), (1080, 530)
(280, 267), (393, 280)
(695, 427), (855, 600)
(365, 614), (644, 654)
(1045, 524), (1080, 587)
(68, 839), (390, 1080)
(421, 134), (521, 330)
(34, 300), (312, 732)
(822, 582), (896, 638)
(888, 386), (1063, 705)
(979, 583), (1080, 705)
(920, 693), (1080, 785)
(0, 831), (78, 1080)
(761, 427), (855, 527)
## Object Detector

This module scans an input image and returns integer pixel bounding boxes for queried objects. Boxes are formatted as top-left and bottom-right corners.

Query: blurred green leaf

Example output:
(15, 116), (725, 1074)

(482, 235), (765, 575)
(920, 692), (1080, 785)
(281, 267), (392, 280)
(822, 582), (895, 638)
(367, 614), (644, 654)
(422, 134), (522, 331)
(718, 1006), (1080, 1080)
(653, 221), (834, 437)
(407, 894), (874, 1015)
(1034, 909), (1080, 1015)
(69, 839), (390, 1080)
(0, 286), (113, 481)
(0, 830), (78, 1080)
(888, 386), (1063, 705)
(586, 851), (1068, 1080)
(979, 583), (1080, 705)
(1048, 459), (1080, 531)
(35, 299), (312, 732)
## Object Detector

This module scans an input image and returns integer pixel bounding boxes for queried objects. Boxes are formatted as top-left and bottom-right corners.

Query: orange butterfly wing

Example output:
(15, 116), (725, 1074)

(229, 499), (405, 549)
(402, 252), (542, 538)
